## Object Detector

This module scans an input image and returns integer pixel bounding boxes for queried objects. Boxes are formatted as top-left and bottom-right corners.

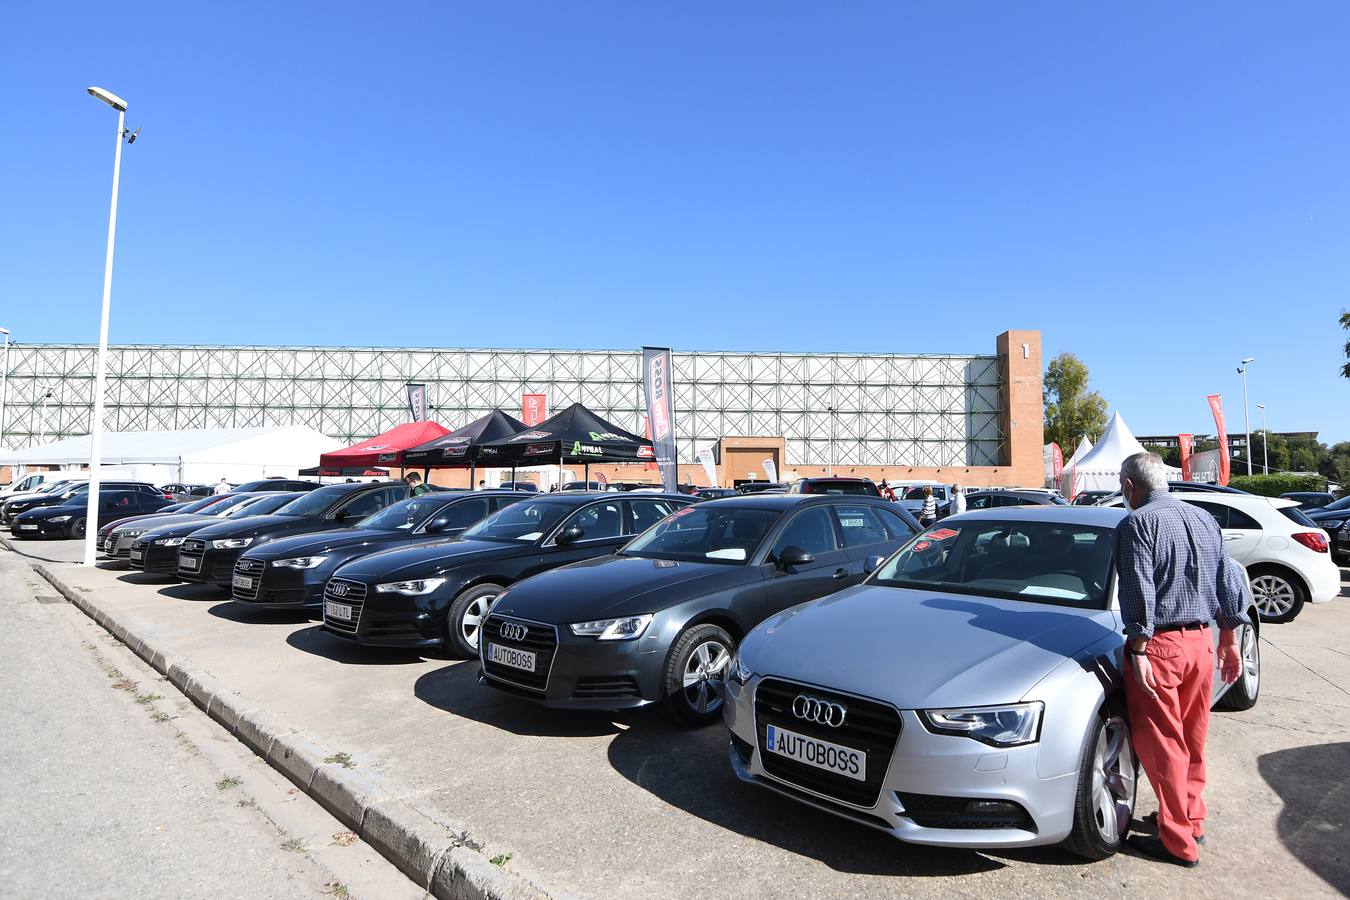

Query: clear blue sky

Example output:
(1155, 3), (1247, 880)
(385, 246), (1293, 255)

(2, 2), (1346, 442)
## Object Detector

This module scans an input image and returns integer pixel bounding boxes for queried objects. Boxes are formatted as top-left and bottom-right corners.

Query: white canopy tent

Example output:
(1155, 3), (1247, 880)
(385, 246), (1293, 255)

(1060, 413), (1181, 497)
(0, 426), (343, 486)
(1058, 436), (1093, 497)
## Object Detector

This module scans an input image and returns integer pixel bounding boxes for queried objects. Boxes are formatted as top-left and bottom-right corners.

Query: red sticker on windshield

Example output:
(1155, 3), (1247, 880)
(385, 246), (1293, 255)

(671, 507), (695, 517)
(927, 528), (959, 540)
(913, 540), (932, 552)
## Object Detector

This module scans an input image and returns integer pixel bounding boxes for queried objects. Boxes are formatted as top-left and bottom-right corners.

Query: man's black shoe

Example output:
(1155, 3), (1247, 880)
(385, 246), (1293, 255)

(1138, 812), (1205, 845)
(1127, 834), (1199, 868)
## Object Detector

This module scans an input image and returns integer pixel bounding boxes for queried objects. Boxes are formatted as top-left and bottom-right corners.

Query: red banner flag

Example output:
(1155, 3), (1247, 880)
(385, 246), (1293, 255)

(642, 417), (658, 471)
(521, 394), (547, 427)
(1051, 443), (1063, 479)
(1178, 433), (1194, 481)
(1206, 396), (1230, 486)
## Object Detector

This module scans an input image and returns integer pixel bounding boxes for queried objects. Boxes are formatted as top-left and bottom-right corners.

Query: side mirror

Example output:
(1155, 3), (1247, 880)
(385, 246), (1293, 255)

(863, 554), (886, 575)
(775, 545), (815, 569)
(424, 515), (452, 533)
(556, 524), (586, 545)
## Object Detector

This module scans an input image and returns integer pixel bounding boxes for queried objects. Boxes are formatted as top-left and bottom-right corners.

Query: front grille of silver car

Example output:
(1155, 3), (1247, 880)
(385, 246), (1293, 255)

(753, 677), (902, 809)
(322, 579), (367, 634)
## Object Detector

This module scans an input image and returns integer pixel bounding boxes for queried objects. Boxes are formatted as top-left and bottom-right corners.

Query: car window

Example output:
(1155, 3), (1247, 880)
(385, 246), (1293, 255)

(998, 495), (1032, 507)
(442, 498), (489, 530)
(360, 495), (445, 530)
(1184, 500), (1230, 529)
(1279, 506), (1318, 528)
(339, 487), (402, 520)
(629, 499), (681, 534)
(560, 501), (623, 541)
(965, 494), (995, 510)
(833, 505), (890, 548)
(622, 505), (781, 564)
(876, 507), (918, 542)
(771, 507), (839, 557)
(1225, 507), (1261, 530)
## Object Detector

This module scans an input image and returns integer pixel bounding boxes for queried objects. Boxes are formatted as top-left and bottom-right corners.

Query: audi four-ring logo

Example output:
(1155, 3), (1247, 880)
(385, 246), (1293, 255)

(329, 582), (349, 597)
(499, 621), (528, 642)
(792, 694), (847, 727)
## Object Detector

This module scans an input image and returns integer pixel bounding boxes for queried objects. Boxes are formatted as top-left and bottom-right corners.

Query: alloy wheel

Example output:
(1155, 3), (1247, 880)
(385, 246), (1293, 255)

(1251, 575), (1295, 617)
(1240, 622), (1260, 696)
(681, 640), (730, 715)
(460, 593), (497, 650)
(1090, 715), (1136, 844)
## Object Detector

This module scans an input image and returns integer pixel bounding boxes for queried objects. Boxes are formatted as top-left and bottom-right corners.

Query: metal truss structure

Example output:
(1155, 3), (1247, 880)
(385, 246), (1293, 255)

(1, 345), (1006, 467)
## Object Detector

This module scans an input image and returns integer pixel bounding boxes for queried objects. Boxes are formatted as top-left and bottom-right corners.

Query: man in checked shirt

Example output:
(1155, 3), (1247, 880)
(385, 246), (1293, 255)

(1114, 452), (1247, 868)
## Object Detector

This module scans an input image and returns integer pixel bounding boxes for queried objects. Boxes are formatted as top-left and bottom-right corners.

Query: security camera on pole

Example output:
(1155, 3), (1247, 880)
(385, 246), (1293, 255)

(81, 86), (138, 566)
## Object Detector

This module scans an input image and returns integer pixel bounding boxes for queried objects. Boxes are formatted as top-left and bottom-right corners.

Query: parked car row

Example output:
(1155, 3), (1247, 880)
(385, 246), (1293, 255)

(60, 484), (1273, 863)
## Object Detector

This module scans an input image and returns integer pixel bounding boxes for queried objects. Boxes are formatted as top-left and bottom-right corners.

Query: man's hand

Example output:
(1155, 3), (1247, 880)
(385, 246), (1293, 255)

(1217, 629), (1242, 684)
(1130, 652), (1160, 701)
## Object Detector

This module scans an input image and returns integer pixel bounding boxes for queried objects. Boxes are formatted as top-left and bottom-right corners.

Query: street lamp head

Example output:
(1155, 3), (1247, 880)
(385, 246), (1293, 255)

(87, 86), (128, 112)
(1241, 357), (1255, 365)
(0, 327), (9, 336)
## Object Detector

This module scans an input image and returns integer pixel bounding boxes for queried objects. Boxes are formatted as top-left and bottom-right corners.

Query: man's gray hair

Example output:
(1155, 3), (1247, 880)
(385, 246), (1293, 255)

(1121, 451), (1169, 492)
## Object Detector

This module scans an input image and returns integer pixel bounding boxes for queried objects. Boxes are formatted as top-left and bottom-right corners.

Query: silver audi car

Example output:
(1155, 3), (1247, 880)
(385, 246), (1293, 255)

(723, 506), (1262, 859)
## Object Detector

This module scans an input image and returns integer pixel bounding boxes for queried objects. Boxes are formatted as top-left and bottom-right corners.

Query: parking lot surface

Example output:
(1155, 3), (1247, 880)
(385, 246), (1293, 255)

(5, 538), (1348, 898)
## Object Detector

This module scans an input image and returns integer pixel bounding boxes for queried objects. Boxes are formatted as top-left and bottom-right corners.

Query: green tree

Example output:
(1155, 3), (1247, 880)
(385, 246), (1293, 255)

(1341, 309), (1350, 379)
(1043, 352), (1109, 452)
(1143, 443), (1181, 468)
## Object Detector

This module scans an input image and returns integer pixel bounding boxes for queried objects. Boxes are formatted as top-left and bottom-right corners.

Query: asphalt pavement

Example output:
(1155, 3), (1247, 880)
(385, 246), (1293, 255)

(3, 537), (1348, 898)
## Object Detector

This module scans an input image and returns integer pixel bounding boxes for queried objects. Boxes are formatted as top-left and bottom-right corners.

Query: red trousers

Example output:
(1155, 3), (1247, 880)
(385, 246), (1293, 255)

(1125, 627), (1214, 862)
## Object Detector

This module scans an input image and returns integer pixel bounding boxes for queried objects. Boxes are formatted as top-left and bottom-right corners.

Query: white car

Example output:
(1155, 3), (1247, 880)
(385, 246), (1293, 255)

(1104, 493), (1340, 623)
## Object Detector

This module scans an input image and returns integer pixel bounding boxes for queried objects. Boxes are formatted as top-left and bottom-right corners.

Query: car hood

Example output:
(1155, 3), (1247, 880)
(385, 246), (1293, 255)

(185, 515), (341, 545)
(17, 504), (84, 521)
(1306, 508), (1348, 523)
(138, 514), (234, 539)
(740, 585), (1119, 709)
(333, 539), (527, 582)
(110, 512), (201, 533)
(8, 495), (70, 510)
(246, 528), (422, 560)
(492, 555), (752, 621)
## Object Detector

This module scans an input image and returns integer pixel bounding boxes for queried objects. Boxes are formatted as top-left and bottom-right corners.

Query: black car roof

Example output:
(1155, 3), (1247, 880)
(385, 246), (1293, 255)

(700, 493), (891, 509)
(521, 491), (690, 507)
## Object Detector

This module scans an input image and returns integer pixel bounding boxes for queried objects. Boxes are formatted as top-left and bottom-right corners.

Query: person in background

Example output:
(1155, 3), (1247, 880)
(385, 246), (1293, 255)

(477, 480), (487, 491)
(1114, 451), (1245, 867)
(213, 477), (231, 495)
(919, 486), (937, 526)
(949, 483), (966, 516)
(879, 479), (896, 501)
(403, 472), (432, 497)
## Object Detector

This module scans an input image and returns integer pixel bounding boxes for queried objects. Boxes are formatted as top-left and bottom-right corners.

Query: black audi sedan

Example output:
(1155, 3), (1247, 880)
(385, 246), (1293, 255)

(4, 480), (160, 526)
(105, 492), (277, 559)
(13, 490), (173, 539)
(479, 495), (921, 725)
(176, 481), (411, 587)
(129, 493), (301, 574)
(321, 492), (693, 655)
(231, 491), (526, 611)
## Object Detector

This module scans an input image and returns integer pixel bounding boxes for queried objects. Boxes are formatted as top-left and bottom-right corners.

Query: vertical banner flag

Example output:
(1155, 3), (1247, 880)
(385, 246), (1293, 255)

(406, 383), (428, 422)
(1052, 443), (1063, 480)
(762, 458), (778, 483)
(1178, 433), (1194, 481)
(642, 417), (659, 471)
(641, 347), (679, 492)
(1206, 395), (1230, 486)
(522, 393), (547, 427)
(696, 443), (718, 488)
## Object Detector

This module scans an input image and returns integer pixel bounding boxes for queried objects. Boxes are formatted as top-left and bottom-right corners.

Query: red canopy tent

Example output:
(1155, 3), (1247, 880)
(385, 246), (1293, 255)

(318, 421), (451, 470)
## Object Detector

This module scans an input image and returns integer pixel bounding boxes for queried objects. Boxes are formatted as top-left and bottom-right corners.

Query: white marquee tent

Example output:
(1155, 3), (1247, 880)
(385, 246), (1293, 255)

(0, 426), (344, 486)
(1060, 413), (1181, 497)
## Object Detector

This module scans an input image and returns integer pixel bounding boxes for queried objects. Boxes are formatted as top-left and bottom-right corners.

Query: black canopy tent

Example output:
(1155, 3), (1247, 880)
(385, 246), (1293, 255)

(478, 402), (655, 486)
(400, 410), (528, 487)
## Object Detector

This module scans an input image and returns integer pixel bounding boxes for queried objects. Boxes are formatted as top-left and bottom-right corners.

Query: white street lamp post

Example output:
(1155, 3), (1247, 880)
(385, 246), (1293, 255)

(1237, 358), (1254, 477)
(0, 327), (10, 450)
(1257, 403), (1268, 474)
(83, 86), (132, 566)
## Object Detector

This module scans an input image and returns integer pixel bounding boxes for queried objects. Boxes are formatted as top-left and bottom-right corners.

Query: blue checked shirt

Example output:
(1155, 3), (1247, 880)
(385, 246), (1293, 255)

(1113, 491), (1251, 639)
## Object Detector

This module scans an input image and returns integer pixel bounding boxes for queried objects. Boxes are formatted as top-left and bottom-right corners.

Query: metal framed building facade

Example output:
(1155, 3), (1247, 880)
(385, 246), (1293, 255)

(0, 343), (1008, 468)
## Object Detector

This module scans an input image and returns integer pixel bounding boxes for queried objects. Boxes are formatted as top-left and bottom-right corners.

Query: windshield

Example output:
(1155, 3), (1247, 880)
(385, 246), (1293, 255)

(179, 495), (226, 513)
(461, 499), (570, 542)
(224, 493), (297, 518)
(273, 488), (344, 517)
(359, 495), (443, 531)
(809, 481), (878, 496)
(872, 520), (1115, 607)
(622, 505), (781, 564)
(903, 486), (944, 500)
(39, 481), (74, 494)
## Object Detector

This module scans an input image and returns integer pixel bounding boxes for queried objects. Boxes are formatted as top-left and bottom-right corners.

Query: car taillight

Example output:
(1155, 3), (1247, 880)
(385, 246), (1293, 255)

(1291, 531), (1329, 553)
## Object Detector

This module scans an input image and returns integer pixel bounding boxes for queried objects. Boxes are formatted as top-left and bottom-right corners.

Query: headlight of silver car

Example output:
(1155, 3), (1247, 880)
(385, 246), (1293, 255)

(568, 614), (653, 641)
(154, 536), (185, 547)
(271, 555), (328, 569)
(921, 701), (1044, 747)
(211, 537), (254, 550)
(374, 577), (445, 596)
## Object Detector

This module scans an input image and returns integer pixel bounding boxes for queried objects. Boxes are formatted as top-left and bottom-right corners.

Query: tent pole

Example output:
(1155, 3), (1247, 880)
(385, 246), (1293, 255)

(470, 461), (476, 490)
(584, 462), (589, 488)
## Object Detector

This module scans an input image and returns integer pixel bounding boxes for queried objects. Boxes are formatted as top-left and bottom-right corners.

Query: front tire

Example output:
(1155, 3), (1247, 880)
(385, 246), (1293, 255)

(444, 583), (503, 658)
(1249, 566), (1306, 624)
(661, 623), (734, 727)
(1215, 620), (1260, 711)
(71, 518), (87, 539)
(1061, 708), (1136, 860)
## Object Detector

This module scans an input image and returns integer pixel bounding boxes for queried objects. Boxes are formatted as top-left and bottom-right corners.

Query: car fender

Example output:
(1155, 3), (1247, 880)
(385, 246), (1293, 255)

(1024, 632), (1125, 781)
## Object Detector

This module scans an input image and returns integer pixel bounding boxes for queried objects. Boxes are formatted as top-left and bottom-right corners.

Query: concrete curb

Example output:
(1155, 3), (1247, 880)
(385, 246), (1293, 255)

(31, 561), (552, 900)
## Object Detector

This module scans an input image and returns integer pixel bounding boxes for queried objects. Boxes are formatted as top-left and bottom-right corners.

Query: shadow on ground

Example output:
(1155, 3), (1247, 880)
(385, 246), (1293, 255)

(413, 663), (636, 738)
(207, 601), (312, 625)
(1258, 741), (1350, 893)
(286, 624), (429, 666)
(603, 716), (1009, 878)
(117, 572), (177, 586)
(155, 583), (225, 602)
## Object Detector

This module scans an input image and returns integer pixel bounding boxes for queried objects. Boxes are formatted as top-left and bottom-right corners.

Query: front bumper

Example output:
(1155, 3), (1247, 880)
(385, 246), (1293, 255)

(177, 542), (245, 585)
(318, 577), (444, 648)
(722, 675), (1077, 849)
(129, 541), (182, 574)
(230, 557), (325, 609)
(478, 613), (666, 709)
(11, 518), (72, 538)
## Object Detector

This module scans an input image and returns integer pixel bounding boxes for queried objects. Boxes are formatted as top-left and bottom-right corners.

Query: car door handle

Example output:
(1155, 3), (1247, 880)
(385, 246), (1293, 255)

(1224, 534), (1241, 541)
(832, 568), (848, 580)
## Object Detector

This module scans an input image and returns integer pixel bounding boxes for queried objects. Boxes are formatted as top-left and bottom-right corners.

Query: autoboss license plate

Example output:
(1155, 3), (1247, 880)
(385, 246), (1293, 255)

(232, 574), (254, 590)
(487, 642), (536, 673)
(764, 724), (866, 782)
(325, 601), (353, 621)
(180, 555), (199, 571)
